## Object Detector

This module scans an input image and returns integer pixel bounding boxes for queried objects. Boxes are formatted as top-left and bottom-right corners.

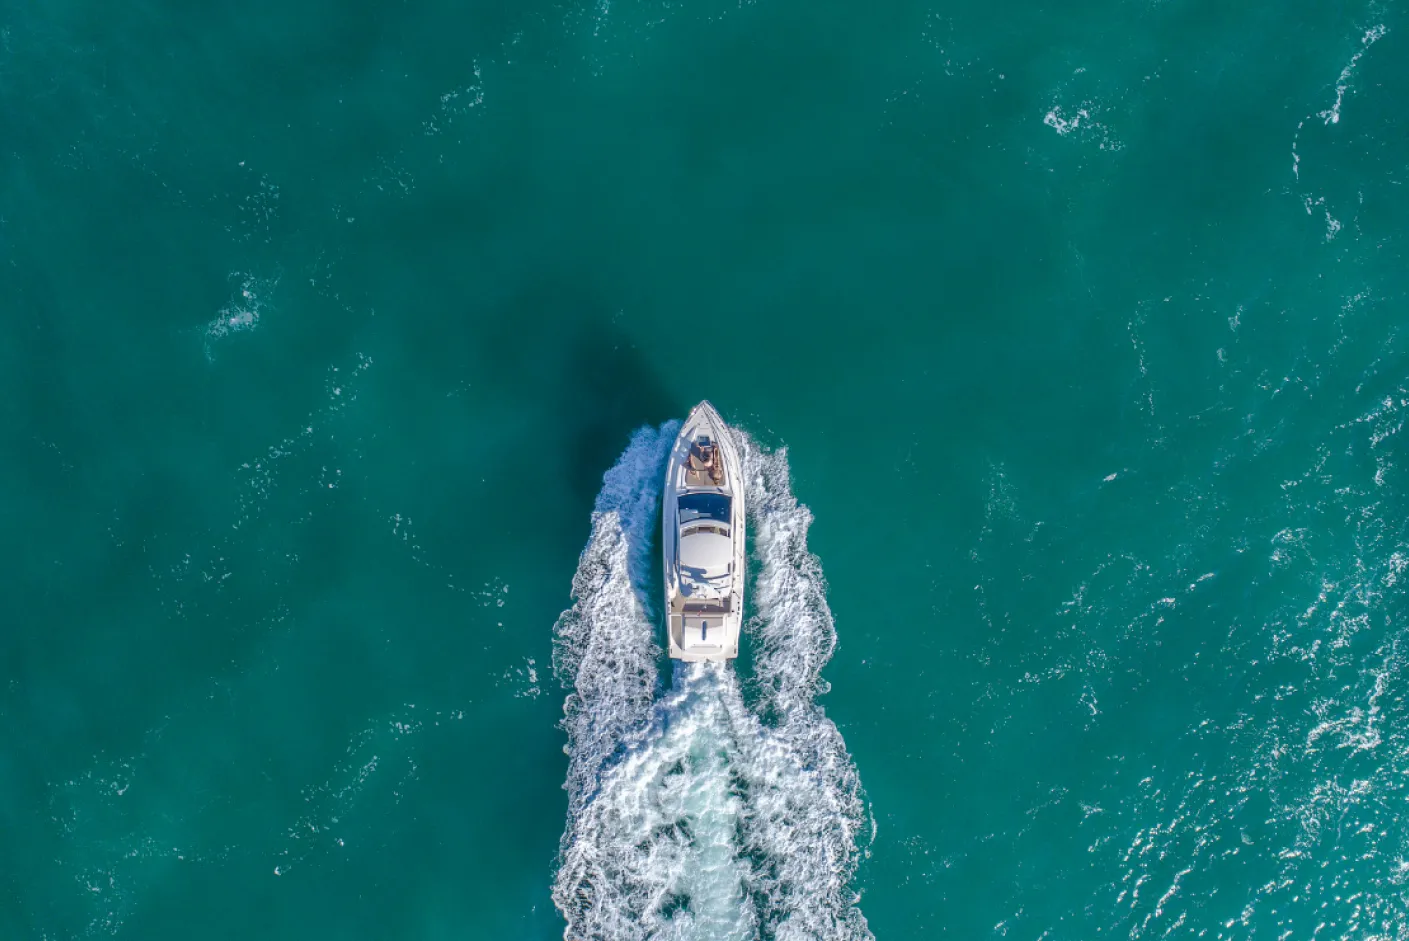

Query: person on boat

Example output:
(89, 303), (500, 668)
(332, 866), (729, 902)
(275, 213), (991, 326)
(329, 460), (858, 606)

(690, 440), (724, 484)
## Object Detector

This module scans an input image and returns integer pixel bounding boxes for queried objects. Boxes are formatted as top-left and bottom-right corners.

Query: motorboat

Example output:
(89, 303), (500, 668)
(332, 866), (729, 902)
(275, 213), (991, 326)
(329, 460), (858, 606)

(661, 401), (744, 661)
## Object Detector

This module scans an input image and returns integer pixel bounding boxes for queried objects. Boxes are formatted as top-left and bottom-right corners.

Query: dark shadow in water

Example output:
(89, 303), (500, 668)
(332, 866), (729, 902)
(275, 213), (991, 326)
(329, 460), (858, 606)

(2, 220), (688, 932)
(443, 293), (681, 926)
(473, 277), (679, 515)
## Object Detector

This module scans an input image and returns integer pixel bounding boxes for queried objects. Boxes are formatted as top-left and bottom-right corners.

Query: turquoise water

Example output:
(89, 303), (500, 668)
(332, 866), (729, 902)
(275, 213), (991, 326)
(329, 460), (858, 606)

(4, 0), (1409, 936)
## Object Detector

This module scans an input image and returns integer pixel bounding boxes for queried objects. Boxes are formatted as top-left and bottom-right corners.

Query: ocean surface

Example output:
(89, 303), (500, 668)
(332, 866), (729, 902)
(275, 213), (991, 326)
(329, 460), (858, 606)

(3, 0), (1408, 937)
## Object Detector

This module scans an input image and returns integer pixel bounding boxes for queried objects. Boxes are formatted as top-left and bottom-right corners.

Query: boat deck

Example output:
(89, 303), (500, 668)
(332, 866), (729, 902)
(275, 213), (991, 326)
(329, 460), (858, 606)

(683, 456), (727, 490)
(663, 401), (744, 662)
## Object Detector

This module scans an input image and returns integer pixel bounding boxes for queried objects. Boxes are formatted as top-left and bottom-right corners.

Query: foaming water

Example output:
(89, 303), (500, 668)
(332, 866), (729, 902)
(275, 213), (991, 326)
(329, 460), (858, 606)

(552, 424), (871, 940)
(734, 436), (871, 940)
(203, 271), (276, 360)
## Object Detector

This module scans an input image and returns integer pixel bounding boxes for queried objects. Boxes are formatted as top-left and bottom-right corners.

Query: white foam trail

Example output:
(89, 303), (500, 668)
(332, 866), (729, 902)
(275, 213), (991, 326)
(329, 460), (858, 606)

(740, 437), (838, 717)
(1318, 25), (1387, 126)
(557, 663), (759, 941)
(553, 424), (872, 940)
(553, 422), (678, 825)
(736, 433), (872, 941)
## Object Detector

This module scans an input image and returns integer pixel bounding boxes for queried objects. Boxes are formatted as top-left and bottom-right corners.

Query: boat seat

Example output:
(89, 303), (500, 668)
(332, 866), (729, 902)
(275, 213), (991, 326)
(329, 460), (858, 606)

(684, 460), (726, 489)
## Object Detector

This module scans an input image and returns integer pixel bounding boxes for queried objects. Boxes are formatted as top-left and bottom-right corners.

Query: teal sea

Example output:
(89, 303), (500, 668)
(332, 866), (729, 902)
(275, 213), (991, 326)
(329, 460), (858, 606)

(4, 0), (1409, 936)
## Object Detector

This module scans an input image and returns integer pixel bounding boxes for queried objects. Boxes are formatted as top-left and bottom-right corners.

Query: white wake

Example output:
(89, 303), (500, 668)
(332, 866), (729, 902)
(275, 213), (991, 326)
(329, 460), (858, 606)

(552, 424), (871, 941)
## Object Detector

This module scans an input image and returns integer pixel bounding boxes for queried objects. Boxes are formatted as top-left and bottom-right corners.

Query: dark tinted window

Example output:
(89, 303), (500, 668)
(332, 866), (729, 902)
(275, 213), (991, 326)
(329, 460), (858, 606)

(678, 493), (731, 522)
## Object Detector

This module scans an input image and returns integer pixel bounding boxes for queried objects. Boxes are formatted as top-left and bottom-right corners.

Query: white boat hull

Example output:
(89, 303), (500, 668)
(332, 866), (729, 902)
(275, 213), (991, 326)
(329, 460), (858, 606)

(662, 401), (745, 662)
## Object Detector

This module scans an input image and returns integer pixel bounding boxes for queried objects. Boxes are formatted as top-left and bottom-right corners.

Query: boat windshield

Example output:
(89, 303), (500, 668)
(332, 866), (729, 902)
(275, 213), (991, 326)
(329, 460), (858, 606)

(678, 493), (731, 522)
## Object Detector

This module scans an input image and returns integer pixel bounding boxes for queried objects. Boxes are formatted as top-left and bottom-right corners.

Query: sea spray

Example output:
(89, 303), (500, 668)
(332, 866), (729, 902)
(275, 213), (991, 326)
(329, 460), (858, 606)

(553, 422), (677, 827)
(735, 433), (872, 941)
